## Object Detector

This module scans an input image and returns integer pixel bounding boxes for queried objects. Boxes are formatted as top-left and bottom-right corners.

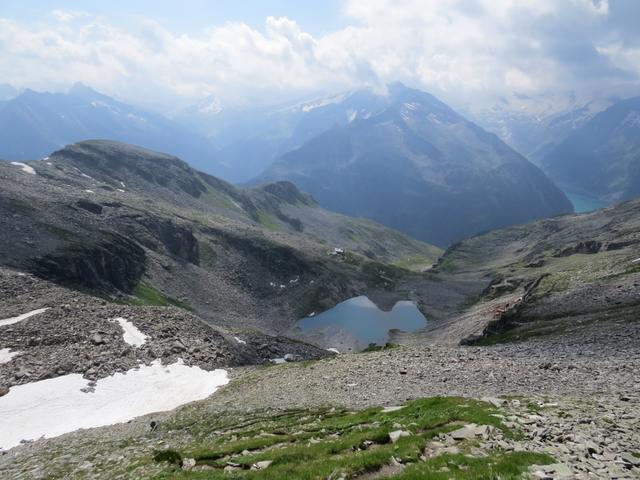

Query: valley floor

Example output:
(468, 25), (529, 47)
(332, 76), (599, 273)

(0, 318), (638, 479)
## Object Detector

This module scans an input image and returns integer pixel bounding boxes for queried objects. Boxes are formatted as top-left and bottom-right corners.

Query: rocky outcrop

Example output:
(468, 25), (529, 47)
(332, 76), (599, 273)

(139, 218), (199, 264)
(261, 181), (315, 206)
(553, 240), (602, 257)
(29, 233), (146, 293)
(75, 199), (103, 215)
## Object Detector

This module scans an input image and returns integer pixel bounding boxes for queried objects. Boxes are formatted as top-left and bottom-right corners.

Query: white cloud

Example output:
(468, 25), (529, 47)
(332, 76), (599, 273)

(51, 9), (89, 23)
(0, 1), (637, 112)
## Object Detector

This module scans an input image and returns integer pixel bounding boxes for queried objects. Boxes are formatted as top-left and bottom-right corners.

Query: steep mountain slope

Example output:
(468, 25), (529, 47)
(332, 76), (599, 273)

(0, 84), (222, 174)
(541, 96), (640, 203)
(407, 198), (640, 346)
(0, 140), (448, 335)
(258, 84), (573, 247)
(176, 90), (391, 183)
(474, 101), (607, 164)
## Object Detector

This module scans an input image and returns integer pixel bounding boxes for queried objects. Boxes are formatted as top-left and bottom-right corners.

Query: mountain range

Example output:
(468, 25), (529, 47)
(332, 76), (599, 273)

(470, 94), (618, 165)
(256, 84), (573, 247)
(0, 84), (222, 174)
(175, 89), (392, 183)
(0, 140), (445, 334)
(541, 96), (640, 203)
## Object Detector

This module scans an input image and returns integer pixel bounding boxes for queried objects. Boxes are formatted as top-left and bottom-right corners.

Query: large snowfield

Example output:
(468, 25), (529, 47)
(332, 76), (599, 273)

(0, 360), (229, 450)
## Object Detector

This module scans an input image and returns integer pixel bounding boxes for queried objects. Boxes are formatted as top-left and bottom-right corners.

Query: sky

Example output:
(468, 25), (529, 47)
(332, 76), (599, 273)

(1, 0), (639, 113)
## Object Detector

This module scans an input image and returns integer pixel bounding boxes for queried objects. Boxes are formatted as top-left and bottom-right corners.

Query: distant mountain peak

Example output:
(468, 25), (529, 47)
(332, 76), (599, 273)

(68, 82), (103, 99)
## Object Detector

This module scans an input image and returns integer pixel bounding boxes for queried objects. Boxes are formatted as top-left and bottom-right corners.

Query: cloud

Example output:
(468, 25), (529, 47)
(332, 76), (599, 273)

(0, 1), (638, 112)
(51, 9), (89, 23)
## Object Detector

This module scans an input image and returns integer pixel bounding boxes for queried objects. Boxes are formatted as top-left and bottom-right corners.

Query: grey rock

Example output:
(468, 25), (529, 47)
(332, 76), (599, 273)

(251, 460), (273, 470)
(389, 430), (412, 443)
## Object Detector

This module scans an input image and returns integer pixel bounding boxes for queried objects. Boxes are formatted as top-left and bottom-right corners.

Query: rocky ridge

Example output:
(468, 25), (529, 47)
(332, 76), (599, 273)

(0, 140), (447, 336)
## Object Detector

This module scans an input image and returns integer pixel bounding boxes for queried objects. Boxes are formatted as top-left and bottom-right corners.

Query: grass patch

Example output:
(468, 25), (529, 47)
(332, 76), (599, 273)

(396, 451), (554, 479)
(361, 342), (401, 353)
(198, 240), (218, 269)
(199, 185), (241, 211)
(152, 397), (538, 479)
(393, 255), (437, 272)
(128, 282), (192, 310)
(256, 211), (281, 231)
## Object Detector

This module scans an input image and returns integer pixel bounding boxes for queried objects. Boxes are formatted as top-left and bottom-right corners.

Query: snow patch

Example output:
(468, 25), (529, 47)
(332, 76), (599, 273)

(111, 317), (147, 347)
(0, 359), (229, 450)
(632, 258), (640, 263)
(0, 348), (20, 364)
(300, 93), (347, 113)
(270, 358), (287, 364)
(84, 189), (94, 194)
(326, 347), (340, 354)
(0, 308), (48, 327)
(233, 336), (247, 345)
(10, 162), (36, 175)
(117, 189), (125, 193)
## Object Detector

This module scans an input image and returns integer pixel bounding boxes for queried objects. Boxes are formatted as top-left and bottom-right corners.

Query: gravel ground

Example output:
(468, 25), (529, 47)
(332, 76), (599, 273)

(0, 318), (638, 479)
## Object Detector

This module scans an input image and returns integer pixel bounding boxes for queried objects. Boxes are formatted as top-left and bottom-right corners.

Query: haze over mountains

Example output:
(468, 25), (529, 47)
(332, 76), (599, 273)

(0, 81), (583, 247)
(541, 96), (640, 204)
(1, 80), (640, 247)
(473, 98), (612, 165)
(257, 84), (573, 246)
(176, 89), (393, 183)
(0, 83), (222, 173)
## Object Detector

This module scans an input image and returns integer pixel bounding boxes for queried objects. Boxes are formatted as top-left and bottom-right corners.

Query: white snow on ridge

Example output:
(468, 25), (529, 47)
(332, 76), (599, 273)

(0, 308), (48, 327)
(10, 162), (36, 175)
(0, 360), (229, 450)
(233, 336), (246, 345)
(111, 317), (147, 347)
(0, 348), (20, 364)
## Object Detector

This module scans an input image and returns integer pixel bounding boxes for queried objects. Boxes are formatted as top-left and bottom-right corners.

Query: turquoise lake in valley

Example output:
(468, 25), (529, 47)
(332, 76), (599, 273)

(297, 296), (427, 347)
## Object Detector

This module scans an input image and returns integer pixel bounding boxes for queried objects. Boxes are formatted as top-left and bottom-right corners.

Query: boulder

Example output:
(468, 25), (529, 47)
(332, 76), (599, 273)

(90, 333), (106, 345)
(251, 460), (273, 470)
(284, 353), (302, 362)
(389, 430), (412, 443)
(449, 425), (477, 441)
(181, 458), (196, 471)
